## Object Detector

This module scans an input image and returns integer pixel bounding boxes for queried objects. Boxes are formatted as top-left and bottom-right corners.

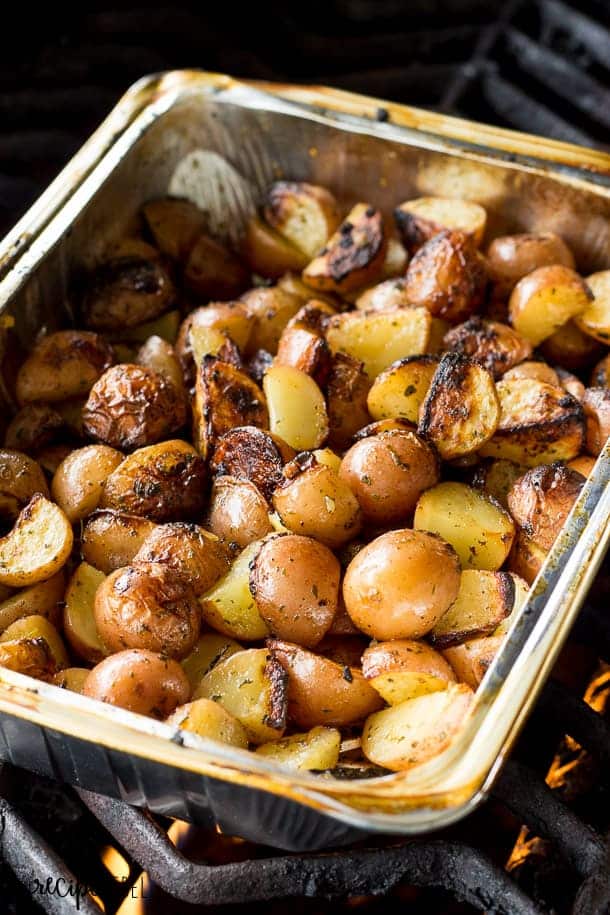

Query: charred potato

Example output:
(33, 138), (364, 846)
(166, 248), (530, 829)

(206, 477), (273, 548)
(326, 353), (371, 451)
(0, 494), (73, 587)
(264, 181), (339, 260)
(275, 302), (333, 385)
(210, 426), (294, 503)
(240, 287), (304, 355)
(83, 649), (190, 718)
(430, 569), (514, 648)
(82, 258), (175, 331)
(133, 522), (229, 597)
(486, 232), (575, 298)
(167, 697), (249, 748)
(81, 510), (157, 573)
(507, 463), (584, 551)
(575, 271), (610, 343)
(509, 265), (592, 346)
(362, 640), (456, 705)
(184, 233), (250, 301)
(263, 365), (328, 451)
(582, 387), (610, 455)
(303, 203), (386, 294)
(0, 637), (56, 680)
(394, 196), (487, 253)
(16, 330), (114, 405)
(51, 444), (123, 523)
(443, 317), (532, 379)
(0, 449), (49, 520)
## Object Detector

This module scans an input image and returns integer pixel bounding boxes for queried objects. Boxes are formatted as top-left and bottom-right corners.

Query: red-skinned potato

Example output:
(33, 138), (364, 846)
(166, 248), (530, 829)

(443, 317), (532, 379)
(133, 523), (230, 597)
(362, 639), (456, 705)
(16, 331), (114, 405)
(486, 232), (575, 298)
(395, 196), (487, 254)
(303, 203), (386, 294)
(209, 426), (294, 503)
(82, 258), (175, 332)
(582, 388), (610, 455)
(51, 444), (123, 523)
(205, 477), (273, 548)
(507, 463), (584, 551)
(83, 649), (190, 718)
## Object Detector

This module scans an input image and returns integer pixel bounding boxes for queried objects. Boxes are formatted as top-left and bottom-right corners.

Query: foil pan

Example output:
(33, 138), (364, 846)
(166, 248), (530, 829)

(0, 70), (608, 851)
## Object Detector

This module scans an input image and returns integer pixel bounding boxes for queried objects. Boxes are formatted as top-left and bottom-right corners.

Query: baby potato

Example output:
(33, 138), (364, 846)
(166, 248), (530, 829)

(503, 361), (559, 386)
(241, 287), (304, 355)
(326, 307), (431, 381)
(343, 529), (461, 640)
(63, 562), (107, 663)
(94, 561), (201, 659)
(210, 426), (294, 503)
(303, 203), (386, 294)
(263, 364), (328, 451)
(256, 726), (341, 771)
(275, 307), (333, 387)
(264, 181), (339, 260)
(418, 353), (499, 460)
(404, 229), (487, 323)
(443, 635), (504, 689)
(133, 522), (229, 597)
(273, 458), (362, 549)
(200, 540), (270, 641)
(193, 357), (268, 459)
(362, 640), (456, 706)
(184, 233), (250, 301)
(242, 216), (308, 278)
(507, 463), (584, 551)
(486, 232), (575, 298)
(176, 301), (253, 371)
(582, 387), (610, 455)
(101, 440), (207, 522)
(167, 697), (248, 749)
(443, 317), (533, 379)
(361, 683), (473, 772)
(136, 335), (186, 397)
(394, 196), (487, 253)
(269, 639), (383, 729)
(414, 482), (515, 570)
(355, 278), (411, 312)
(52, 667), (90, 693)
(575, 270), (610, 343)
(509, 265), (592, 346)
(541, 320), (603, 372)
(194, 647), (287, 743)
(339, 430), (439, 525)
(367, 355), (439, 424)
(82, 257), (175, 331)
(83, 649), (190, 718)
(0, 494), (73, 588)
(1, 615), (69, 669)
(4, 404), (64, 452)
(206, 477), (273, 548)
(353, 418), (416, 441)
(430, 569), (514, 648)
(141, 196), (206, 261)
(15, 330), (114, 405)
(508, 529), (547, 585)
(0, 449), (49, 520)
(51, 444), (123, 523)
(471, 458), (525, 509)
(181, 632), (243, 691)
(0, 637), (56, 680)
(0, 571), (64, 633)
(249, 534), (339, 648)
(83, 364), (187, 451)
(326, 353), (371, 451)
(81, 510), (157, 573)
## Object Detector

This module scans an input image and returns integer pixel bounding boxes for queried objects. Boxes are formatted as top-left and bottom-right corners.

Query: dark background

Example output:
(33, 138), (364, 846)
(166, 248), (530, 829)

(0, 0), (609, 236)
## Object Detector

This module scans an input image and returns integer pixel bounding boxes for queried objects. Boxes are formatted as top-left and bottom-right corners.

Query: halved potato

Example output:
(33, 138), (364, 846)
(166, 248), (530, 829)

(81, 510), (157, 573)
(0, 449), (49, 520)
(303, 203), (386, 294)
(414, 482), (515, 570)
(509, 265), (592, 346)
(0, 571), (64, 633)
(181, 632), (243, 691)
(583, 387), (610, 455)
(443, 636), (504, 689)
(0, 614), (69, 669)
(0, 495), (73, 588)
(418, 353), (499, 460)
(194, 647), (287, 743)
(51, 444), (123, 524)
(167, 697), (249, 748)
(471, 458), (525, 510)
(63, 562), (107, 663)
(507, 463), (584, 551)
(193, 357), (268, 459)
(184, 234), (249, 301)
(264, 181), (339, 259)
(443, 317), (532, 379)
(326, 353), (371, 450)
(263, 364), (328, 451)
(206, 477), (273, 548)
(240, 287), (304, 355)
(362, 640), (456, 705)
(141, 197), (207, 261)
(367, 355), (438, 424)
(15, 330), (114, 404)
(0, 637), (56, 680)
(256, 726), (341, 771)
(52, 667), (90, 693)
(486, 232), (575, 299)
(507, 530), (547, 585)
(394, 196), (487, 253)
(210, 426), (294, 504)
(575, 271), (610, 343)
(242, 217), (308, 278)
(355, 278), (411, 312)
(200, 540), (270, 641)
(361, 683), (473, 771)
(326, 307), (431, 381)
(430, 569), (514, 648)
(134, 523), (230, 598)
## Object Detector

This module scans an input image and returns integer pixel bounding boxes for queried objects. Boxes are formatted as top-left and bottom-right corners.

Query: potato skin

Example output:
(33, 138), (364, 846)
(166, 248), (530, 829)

(0, 637), (56, 680)
(583, 387), (610, 456)
(134, 522), (229, 597)
(205, 477), (273, 548)
(16, 331), (114, 405)
(240, 287), (304, 355)
(486, 232), (575, 298)
(4, 404), (64, 453)
(339, 430), (439, 525)
(443, 317), (532, 379)
(83, 648), (190, 718)
(176, 301), (252, 383)
(94, 561), (201, 659)
(343, 529), (461, 640)
(210, 426), (294, 503)
(100, 440), (207, 522)
(302, 204), (386, 294)
(82, 363), (187, 451)
(326, 353), (371, 451)
(250, 534), (340, 648)
(141, 196), (206, 261)
(362, 639), (456, 682)
(82, 257), (175, 331)
(509, 265), (593, 347)
(0, 449), (49, 520)
(51, 444), (123, 523)
(507, 462), (584, 551)
(81, 510), (157, 573)
(404, 230), (487, 322)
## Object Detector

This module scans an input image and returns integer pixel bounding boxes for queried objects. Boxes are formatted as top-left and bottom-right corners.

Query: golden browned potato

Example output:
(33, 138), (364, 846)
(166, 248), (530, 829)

(264, 181), (339, 259)
(240, 287), (304, 355)
(394, 197), (487, 253)
(471, 458), (525, 509)
(100, 440), (207, 521)
(414, 482), (515, 570)
(303, 203), (386, 294)
(141, 197), (207, 261)
(210, 426), (294, 503)
(249, 534), (339, 648)
(568, 455), (596, 477)
(136, 335), (186, 397)
(430, 569), (514, 647)
(362, 640), (456, 705)
(443, 317), (532, 379)
(355, 278), (411, 312)
(255, 726), (341, 771)
(443, 635), (504, 689)
(326, 307), (431, 380)
(339, 429), (439, 525)
(575, 271), (610, 343)
(83, 649), (190, 718)
(1, 615), (69, 669)
(52, 667), (90, 693)
(15, 330), (114, 405)
(509, 265), (592, 346)
(241, 217), (308, 279)
(418, 353), (499, 460)
(63, 562), (107, 663)
(508, 530), (547, 585)
(176, 301), (253, 375)
(94, 561), (201, 659)
(343, 529), (460, 640)
(273, 457), (362, 548)
(0, 449), (49, 520)
(199, 540), (270, 641)
(82, 258), (175, 331)
(486, 232), (575, 299)
(0, 494), (73, 588)
(275, 301), (334, 385)
(479, 378), (585, 466)
(269, 639), (383, 729)
(541, 320), (602, 372)
(193, 357), (268, 459)
(82, 364), (187, 451)
(404, 230), (487, 323)
(133, 523), (229, 597)
(81, 510), (157, 573)
(181, 632), (243, 690)
(326, 353), (371, 451)
(507, 463), (584, 551)
(0, 637), (55, 680)
(4, 404), (64, 452)
(51, 444), (123, 523)
(184, 233), (250, 301)
(582, 387), (610, 455)
(206, 477), (273, 548)
(503, 361), (560, 386)
(263, 365), (328, 451)
(0, 571), (64, 633)
(366, 355), (438, 425)
(167, 697), (249, 748)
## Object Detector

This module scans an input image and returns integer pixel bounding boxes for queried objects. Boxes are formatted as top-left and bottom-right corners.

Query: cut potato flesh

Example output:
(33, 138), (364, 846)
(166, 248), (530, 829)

(575, 271), (610, 343)
(0, 495), (73, 587)
(394, 196), (487, 252)
(0, 614), (69, 669)
(509, 265), (592, 346)
(361, 683), (473, 771)
(414, 481), (515, 570)
(367, 355), (438, 424)
(263, 364), (328, 451)
(200, 540), (270, 641)
(362, 638), (456, 705)
(0, 638), (56, 679)
(0, 571), (64, 633)
(264, 182), (339, 260)
(181, 632), (243, 691)
(430, 569), (514, 648)
(167, 697), (248, 749)
(63, 563), (107, 663)
(194, 648), (287, 744)
(255, 726), (341, 771)
(52, 667), (90, 693)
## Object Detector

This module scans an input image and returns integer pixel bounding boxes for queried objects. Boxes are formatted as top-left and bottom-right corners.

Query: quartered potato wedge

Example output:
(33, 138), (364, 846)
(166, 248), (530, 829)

(394, 196), (487, 253)
(430, 569), (515, 648)
(264, 181), (339, 260)
(1, 615), (69, 670)
(0, 495), (73, 588)
(575, 271), (610, 343)
(303, 203), (386, 294)
(167, 697), (249, 749)
(199, 540), (270, 641)
(263, 365), (328, 451)
(194, 357), (268, 459)
(181, 632), (243, 691)
(509, 265), (593, 346)
(63, 562), (107, 663)
(367, 355), (438, 424)
(362, 640), (456, 705)
(255, 726), (341, 771)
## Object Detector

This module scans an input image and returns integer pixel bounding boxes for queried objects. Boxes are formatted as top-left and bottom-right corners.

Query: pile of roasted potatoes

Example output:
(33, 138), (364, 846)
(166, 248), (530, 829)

(0, 183), (608, 777)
